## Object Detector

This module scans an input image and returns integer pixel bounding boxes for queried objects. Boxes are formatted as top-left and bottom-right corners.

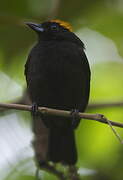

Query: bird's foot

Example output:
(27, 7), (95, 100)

(31, 102), (39, 116)
(70, 109), (81, 129)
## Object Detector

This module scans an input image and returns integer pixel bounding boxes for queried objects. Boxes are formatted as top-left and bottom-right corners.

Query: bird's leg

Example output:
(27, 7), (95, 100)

(70, 109), (81, 129)
(31, 102), (39, 116)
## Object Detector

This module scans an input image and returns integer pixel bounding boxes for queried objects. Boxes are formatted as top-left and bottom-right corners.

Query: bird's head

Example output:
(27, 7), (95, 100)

(25, 20), (73, 40)
(25, 19), (84, 47)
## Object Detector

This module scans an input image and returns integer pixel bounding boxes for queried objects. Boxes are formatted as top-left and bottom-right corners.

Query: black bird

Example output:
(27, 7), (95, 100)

(25, 20), (91, 165)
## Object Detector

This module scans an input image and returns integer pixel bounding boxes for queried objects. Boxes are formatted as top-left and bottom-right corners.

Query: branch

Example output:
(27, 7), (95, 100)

(68, 166), (80, 180)
(48, 0), (61, 19)
(36, 164), (66, 180)
(0, 102), (123, 129)
(88, 101), (123, 109)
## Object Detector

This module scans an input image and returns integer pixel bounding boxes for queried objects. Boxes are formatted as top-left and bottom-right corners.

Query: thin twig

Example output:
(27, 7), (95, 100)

(105, 118), (123, 144)
(0, 102), (123, 129)
(68, 166), (80, 180)
(88, 101), (123, 109)
(35, 167), (40, 180)
(40, 163), (66, 180)
(48, 0), (61, 19)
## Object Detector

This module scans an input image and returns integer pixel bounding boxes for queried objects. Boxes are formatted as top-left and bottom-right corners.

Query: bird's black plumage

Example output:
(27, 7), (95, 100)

(25, 20), (91, 165)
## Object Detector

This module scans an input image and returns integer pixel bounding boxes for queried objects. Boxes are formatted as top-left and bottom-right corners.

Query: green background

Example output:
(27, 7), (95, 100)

(0, 0), (123, 179)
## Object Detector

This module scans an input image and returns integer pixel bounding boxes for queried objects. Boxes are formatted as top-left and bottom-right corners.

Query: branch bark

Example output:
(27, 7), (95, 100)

(0, 102), (123, 129)
(36, 164), (67, 180)
(88, 101), (123, 109)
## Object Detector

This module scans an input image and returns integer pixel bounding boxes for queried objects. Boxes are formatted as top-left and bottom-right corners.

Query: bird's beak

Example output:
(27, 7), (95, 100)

(25, 22), (44, 33)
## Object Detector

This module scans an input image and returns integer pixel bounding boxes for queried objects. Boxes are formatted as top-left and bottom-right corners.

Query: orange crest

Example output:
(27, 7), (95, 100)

(50, 19), (73, 32)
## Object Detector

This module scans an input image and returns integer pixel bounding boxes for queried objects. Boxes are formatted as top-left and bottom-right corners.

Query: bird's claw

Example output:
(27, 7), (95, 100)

(70, 109), (81, 129)
(31, 102), (39, 116)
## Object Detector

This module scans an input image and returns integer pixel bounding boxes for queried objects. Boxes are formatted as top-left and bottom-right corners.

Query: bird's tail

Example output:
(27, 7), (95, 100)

(48, 128), (77, 165)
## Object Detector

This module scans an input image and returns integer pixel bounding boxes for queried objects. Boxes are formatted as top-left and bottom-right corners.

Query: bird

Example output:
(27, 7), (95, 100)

(25, 19), (91, 166)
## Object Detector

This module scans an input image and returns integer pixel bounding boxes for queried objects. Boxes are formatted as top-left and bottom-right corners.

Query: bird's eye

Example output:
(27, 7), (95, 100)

(51, 24), (58, 31)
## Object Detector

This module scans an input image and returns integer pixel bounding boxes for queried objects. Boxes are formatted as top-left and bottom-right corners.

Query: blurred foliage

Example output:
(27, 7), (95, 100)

(0, 0), (123, 180)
